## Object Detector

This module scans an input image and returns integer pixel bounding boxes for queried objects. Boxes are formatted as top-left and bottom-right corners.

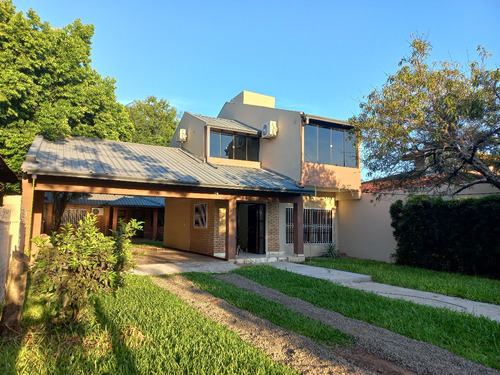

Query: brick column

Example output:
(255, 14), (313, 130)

(226, 198), (236, 261)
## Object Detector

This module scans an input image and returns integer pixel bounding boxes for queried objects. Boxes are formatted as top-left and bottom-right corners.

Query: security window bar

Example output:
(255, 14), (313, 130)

(285, 207), (333, 244)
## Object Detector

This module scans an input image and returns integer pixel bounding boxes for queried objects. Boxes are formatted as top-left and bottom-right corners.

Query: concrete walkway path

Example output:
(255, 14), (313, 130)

(270, 262), (500, 323)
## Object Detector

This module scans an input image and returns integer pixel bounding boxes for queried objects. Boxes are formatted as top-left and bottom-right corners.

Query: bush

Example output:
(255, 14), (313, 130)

(322, 243), (341, 258)
(390, 195), (500, 278)
(32, 213), (143, 322)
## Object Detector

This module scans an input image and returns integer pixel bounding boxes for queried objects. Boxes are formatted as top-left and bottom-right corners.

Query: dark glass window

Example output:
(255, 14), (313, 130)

(210, 131), (259, 161)
(303, 124), (357, 167)
(304, 125), (317, 162)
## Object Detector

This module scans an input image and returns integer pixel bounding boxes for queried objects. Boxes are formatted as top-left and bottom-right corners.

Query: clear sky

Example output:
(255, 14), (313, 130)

(12, 0), (500, 121)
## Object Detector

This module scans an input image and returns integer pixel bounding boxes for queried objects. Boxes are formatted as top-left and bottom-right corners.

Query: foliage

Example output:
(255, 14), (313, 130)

(390, 195), (500, 278)
(31, 214), (142, 322)
(305, 257), (500, 305)
(321, 243), (340, 258)
(0, 275), (296, 374)
(126, 95), (179, 147)
(0, 0), (133, 191)
(351, 35), (500, 194)
(235, 265), (500, 370)
(186, 272), (353, 347)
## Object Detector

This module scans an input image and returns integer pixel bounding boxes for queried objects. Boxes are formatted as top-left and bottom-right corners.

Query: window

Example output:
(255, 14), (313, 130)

(210, 131), (259, 161)
(304, 124), (357, 167)
(61, 209), (87, 226)
(194, 203), (207, 227)
(286, 207), (333, 244)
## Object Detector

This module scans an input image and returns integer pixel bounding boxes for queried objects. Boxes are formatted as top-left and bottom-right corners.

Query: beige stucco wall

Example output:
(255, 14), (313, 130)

(0, 195), (22, 302)
(338, 184), (500, 263)
(170, 113), (206, 156)
(218, 102), (303, 181)
(231, 90), (275, 108)
(302, 162), (361, 192)
(337, 194), (399, 262)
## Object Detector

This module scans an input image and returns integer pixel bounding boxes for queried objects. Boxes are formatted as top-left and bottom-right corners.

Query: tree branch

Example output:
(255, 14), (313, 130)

(452, 178), (490, 195)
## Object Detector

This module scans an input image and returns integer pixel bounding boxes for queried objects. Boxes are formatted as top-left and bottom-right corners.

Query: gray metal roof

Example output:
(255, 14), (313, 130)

(23, 136), (309, 194)
(188, 113), (260, 135)
(45, 193), (165, 207)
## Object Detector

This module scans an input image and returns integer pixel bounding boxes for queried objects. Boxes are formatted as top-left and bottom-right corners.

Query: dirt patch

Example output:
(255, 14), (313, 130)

(152, 274), (499, 375)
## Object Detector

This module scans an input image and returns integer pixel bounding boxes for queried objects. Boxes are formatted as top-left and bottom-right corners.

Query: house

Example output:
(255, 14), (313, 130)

(20, 91), (361, 262)
(43, 193), (165, 240)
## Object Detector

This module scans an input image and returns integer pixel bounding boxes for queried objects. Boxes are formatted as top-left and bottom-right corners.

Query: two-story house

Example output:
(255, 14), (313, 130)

(168, 90), (361, 259)
(20, 90), (361, 263)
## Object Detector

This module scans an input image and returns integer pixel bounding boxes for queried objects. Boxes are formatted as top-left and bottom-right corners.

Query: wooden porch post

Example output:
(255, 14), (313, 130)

(293, 196), (304, 256)
(226, 198), (236, 261)
(152, 209), (158, 241)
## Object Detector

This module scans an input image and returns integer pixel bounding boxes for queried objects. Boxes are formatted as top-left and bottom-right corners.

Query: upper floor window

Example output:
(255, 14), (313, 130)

(210, 131), (259, 161)
(304, 125), (357, 168)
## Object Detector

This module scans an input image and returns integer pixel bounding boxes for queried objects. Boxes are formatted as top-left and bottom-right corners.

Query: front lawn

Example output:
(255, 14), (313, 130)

(0, 275), (296, 375)
(305, 258), (500, 305)
(234, 265), (500, 370)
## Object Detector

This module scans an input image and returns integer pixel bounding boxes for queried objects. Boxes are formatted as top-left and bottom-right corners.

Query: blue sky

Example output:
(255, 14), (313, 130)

(13, 0), (500, 121)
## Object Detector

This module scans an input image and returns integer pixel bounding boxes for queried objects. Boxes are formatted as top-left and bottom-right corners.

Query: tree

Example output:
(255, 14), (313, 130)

(0, 0), (133, 191)
(0, 0), (133, 336)
(127, 95), (179, 147)
(350, 36), (500, 194)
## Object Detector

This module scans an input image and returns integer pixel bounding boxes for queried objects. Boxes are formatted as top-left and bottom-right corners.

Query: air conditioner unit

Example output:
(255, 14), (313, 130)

(261, 120), (277, 138)
(178, 128), (187, 142)
(91, 207), (104, 216)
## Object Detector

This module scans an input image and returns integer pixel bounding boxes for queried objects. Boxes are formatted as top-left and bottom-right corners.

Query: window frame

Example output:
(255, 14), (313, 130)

(303, 124), (357, 168)
(210, 130), (259, 161)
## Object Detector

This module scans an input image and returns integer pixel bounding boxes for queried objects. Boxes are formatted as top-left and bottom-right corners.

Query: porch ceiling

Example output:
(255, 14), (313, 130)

(22, 136), (311, 195)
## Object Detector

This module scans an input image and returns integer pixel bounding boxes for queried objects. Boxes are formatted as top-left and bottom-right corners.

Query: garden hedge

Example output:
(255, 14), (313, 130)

(390, 195), (500, 278)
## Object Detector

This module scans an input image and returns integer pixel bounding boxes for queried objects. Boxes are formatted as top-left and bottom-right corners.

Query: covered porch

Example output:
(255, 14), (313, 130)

(21, 136), (309, 261)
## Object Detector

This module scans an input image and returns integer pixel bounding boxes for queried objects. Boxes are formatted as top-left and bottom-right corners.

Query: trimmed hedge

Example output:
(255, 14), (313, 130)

(390, 195), (500, 278)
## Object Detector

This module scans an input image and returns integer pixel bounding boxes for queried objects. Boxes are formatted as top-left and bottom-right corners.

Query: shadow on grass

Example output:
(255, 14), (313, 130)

(93, 298), (139, 374)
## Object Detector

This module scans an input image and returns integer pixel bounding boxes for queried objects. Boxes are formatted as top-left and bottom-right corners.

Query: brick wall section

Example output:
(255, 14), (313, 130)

(213, 201), (227, 253)
(267, 201), (280, 252)
(189, 199), (215, 255)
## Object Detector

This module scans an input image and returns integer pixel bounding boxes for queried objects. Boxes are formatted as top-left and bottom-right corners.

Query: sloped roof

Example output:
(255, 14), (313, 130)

(45, 193), (165, 207)
(188, 113), (259, 135)
(23, 136), (309, 194)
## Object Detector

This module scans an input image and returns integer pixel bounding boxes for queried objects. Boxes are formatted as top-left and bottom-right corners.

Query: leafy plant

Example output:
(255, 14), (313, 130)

(321, 243), (340, 258)
(31, 213), (142, 322)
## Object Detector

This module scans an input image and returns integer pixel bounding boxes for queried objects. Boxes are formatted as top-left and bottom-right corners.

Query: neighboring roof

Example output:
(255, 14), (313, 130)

(188, 113), (260, 135)
(45, 193), (165, 208)
(0, 155), (18, 184)
(362, 172), (487, 193)
(23, 136), (310, 194)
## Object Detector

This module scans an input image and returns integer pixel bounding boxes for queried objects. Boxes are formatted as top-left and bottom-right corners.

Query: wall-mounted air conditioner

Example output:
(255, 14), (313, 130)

(178, 128), (187, 142)
(91, 207), (104, 216)
(261, 120), (277, 138)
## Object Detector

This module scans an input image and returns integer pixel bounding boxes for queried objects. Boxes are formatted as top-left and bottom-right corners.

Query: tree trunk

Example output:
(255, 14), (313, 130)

(0, 250), (29, 337)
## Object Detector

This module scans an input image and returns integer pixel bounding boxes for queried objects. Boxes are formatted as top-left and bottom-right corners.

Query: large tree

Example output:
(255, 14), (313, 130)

(0, 0), (133, 336)
(127, 95), (179, 147)
(0, 0), (133, 187)
(351, 36), (500, 194)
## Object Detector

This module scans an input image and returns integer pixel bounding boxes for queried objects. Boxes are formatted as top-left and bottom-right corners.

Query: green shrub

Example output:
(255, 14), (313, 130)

(390, 195), (500, 278)
(31, 213), (143, 322)
(321, 243), (340, 258)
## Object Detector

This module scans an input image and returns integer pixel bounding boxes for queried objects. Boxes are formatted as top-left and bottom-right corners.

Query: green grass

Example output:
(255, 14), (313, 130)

(185, 272), (353, 348)
(234, 265), (500, 370)
(306, 258), (500, 305)
(0, 275), (297, 374)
